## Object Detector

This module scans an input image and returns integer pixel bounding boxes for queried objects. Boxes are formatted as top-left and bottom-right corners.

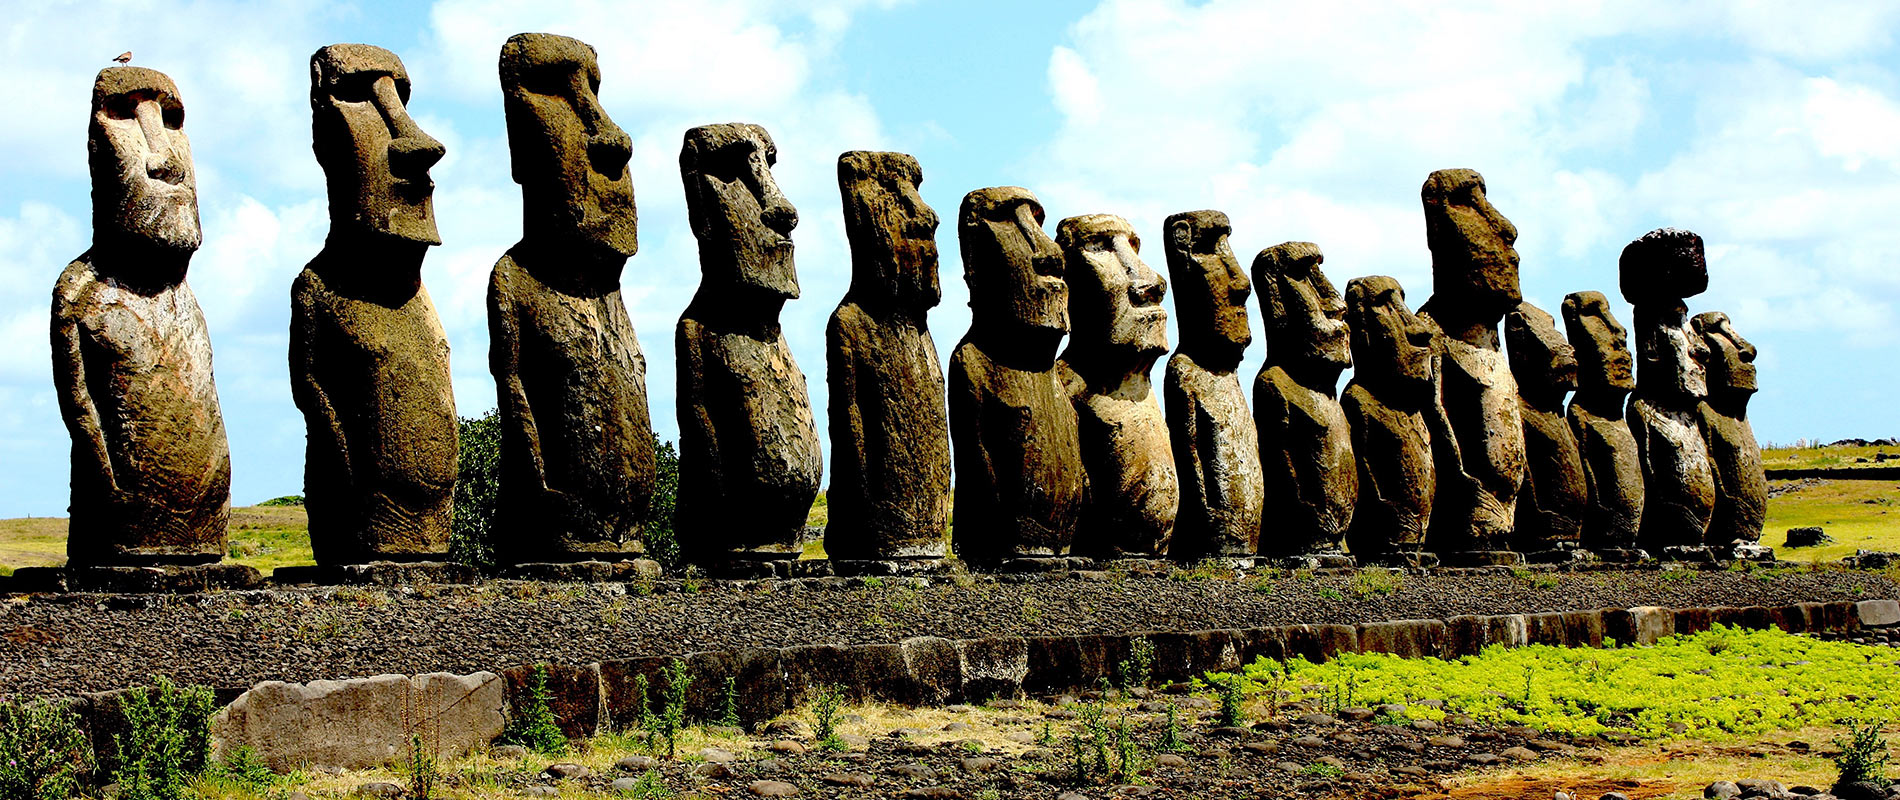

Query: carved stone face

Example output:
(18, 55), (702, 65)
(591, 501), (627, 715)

(1422, 168), (1520, 319)
(1346, 276), (1435, 399)
(1561, 291), (1635, 394)
(1619, 228), (1708, 307)
(1692, 312), (1757, 396)
(1057, 214), (1168, 362)
(1504, 301), (1579, 395)
(1163, 211), (1250, 360)
(501, 33), (636, 259)
(681, 123), (799, 300)
(1255, 241), (1349, 371)
(311, 44), (445, 246)
(959, 186), (1066, 337)
(839, 150), (939, 311)
(90, 67), (200, 261)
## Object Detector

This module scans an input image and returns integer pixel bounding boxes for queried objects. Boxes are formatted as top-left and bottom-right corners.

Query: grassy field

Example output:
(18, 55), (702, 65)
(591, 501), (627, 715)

(1763, 443), (1899, 471)
(1765, 479), (1900, 562)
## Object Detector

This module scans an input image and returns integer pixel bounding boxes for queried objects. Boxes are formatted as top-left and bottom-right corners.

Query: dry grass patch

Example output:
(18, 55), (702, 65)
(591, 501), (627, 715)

(1434, 726), (1843, 800)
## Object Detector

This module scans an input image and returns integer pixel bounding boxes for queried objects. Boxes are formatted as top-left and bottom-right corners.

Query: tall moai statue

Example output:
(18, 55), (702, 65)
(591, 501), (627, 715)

(1056, 214), (1178, 558)
(488, 33), (653, 564)
(949, 187), (1086, 564)
(293, 45), (458, 566)
(1162, 211), (1263, 560)
(824, 151), (951, 563)
(1416, 168), (1526, 565)
(1693, 311), (1768, 555)
(1504, 301), (1587, 560)
(1341, 277), (1438, 565)
(1620, 228), (1717, 558)
(1253, 242), (1355, 566)
(1561, 291), (1645, 561)
(53, 66), (231, 566)
(675, 123), (822, 565)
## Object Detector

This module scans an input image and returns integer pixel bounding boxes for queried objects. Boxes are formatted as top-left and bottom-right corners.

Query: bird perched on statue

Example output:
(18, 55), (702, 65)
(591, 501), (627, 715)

(113, 52), (132, 64)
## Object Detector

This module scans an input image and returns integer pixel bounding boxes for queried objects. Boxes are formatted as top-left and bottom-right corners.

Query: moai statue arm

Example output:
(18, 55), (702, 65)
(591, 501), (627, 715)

(487, 263), (550, 495)
(675, 320), (720, 486)
(289, 272), (351, 485)
(825, 307), (869, 505)
(948, 348), (998, 533)
(1164, 359), (1207, 510)
(51, 267), (114, 496)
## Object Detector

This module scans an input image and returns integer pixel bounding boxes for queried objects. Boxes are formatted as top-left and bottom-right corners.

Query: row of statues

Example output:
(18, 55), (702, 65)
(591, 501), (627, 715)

(52, 35), (1767, 572)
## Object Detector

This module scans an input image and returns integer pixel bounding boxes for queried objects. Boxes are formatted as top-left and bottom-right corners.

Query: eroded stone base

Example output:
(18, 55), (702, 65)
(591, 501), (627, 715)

(1659, 546), (1719, 563)
(1438, 550), (1526, 567)
(830, 559), (953, 577)
(273, 561), (481, 587)
(1357, 551), (1441, 568)
(1523, 548), (1594, 565)
(5, 564), (263, 594)
(1591, 548), (1650, 563)
(1729, 543), (1776, 562)
(1272, 553), (1358, 570)
(495, 560), (661, 583)
(991, 556), (1094, 574)
(698, 559), (834, 580)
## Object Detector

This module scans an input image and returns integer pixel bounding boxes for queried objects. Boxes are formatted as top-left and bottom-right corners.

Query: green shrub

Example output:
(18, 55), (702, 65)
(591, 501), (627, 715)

(716, 677), (740, 729)
(811, 684), (846, 751)
(644, 438), (682, 571)
(631, 660), (691, 759)
(257, 495), (304, 507)
(115, 675), (216, 800)
(1213, 673), (1246, 727)
(1350, 568), (1403, 597)
(1117, 638), (1154, 690)
(205, 746), (274, 792)
(499, 665), (566, 756)
(1834, 718), (1892, 788)
(0, 698), (91, 800)
(450, 410), (502, 568)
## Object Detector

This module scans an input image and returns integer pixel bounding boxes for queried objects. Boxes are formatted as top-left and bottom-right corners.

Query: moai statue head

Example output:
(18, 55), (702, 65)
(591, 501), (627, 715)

(1255, 242), (1349, 379)
(1619, 227), (1708, 308)
(1163, 210), (1250, 369)
(839, 150), (939, 315)
(1422, 169), (1520, 332)
(90, 67), (200, 284)
(1057, 214), (1168, 375)
(311, 45), (445, 255)
(1504, 301), (1579, 406)
(1561, 291), (1635, 399)
(501, 33), (636, 269)
(1346, 276), (1436, 402)
(681, 123), (799, 305)
(959, 187), (1066, 349)
(1620, 228), (1710, 403)
(1691, 312), (1757, 404)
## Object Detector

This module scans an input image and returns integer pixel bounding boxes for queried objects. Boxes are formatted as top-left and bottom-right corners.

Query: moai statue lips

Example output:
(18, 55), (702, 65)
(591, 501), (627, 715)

(1057, 213), (1178, 558)
(1253, 241), (1355, 558)
(1505, 301), (1586, 554)
(1694, 311), (1766, 547)
(825, 151), (951, 560)
(489, 32), (654, 561)
(1341, 276), (1436, 559)
(1562, 291), (1644, 554)
(1162, 210), (1262, 559)
(55, 65), (230, 566)
(1619, 228), (1716, 551)
(310, 44), (445, 249)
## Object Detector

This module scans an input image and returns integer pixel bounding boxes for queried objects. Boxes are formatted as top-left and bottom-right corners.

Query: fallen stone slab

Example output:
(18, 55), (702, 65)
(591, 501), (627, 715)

(214, 671), (504, 772)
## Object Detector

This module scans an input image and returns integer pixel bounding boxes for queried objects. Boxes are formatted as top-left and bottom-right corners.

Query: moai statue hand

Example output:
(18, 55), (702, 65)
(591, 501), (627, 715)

(675, 123), (822, 564)
(1620, 228), (1717, 557)
(1693, 311), (1767, 552)
(1253, 242), (1355, 565)
(53, 66), (230, 565)
(948, 187), (1085, 564)
(1561, 291), (1645, 560)
(1416, 168), (1526, 565)
(824, 151), (951, 561)
(1504, 301), (1587, 559)
(293, 44), (457, 566)
(1162, 211), (1263, 559)
(1057, 214), (1178, 558)
(489, 33), (654, 563)
(1341, 277), (1437, 564)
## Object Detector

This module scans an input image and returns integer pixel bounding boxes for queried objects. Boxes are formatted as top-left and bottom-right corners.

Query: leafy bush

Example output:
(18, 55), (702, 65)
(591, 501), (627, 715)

(1213, 673), (1246, 727)
(811, 684), (846, 751)
(1350, 568), (1403, 597)
(499, 665), (566, 756)
(450, 410), (502, 568)
(644, 438), (682, 571)
(631, 660), (691, 759)
(115, 675), (216, 800)
(1117, 638), (1155, 690)
(1834, 718), (1892, 788)
(257, 495), (304, 507)
(0, 698), (91, 800)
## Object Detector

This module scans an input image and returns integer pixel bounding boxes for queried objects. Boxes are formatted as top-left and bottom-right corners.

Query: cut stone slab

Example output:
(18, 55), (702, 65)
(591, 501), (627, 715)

(9, 564), (262, 594)
(1857, 599), (1900, 628)
(272, 561), (478, 587)
(214, 672), (504, 772)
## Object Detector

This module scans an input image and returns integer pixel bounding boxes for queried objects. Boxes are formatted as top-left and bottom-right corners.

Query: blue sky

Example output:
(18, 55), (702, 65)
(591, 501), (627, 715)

(0, 0), (1896, 516)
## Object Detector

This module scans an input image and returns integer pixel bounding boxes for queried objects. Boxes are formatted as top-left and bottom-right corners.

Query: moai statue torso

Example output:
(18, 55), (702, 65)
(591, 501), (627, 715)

(1562, 291), (1645, 559)
(949, 187), (1085, 564)
(1416, 169), (1526, 563)
(489, 34), (653, 563)
(1620, 228), (1717, 555)
(53, 66), (230, 565)
(1504, 301), (1586, 558)
(675, 123), (822, 562)
(1057, 214), (1178, 558)
(293, 45), (457, 566)
(1693, 312), (1766, 550)
(1341, 277), (1438, 563)
(1252, 242), (1355, 562)
(824, 151), (950, 561)
(1162, 211), (1263, 559)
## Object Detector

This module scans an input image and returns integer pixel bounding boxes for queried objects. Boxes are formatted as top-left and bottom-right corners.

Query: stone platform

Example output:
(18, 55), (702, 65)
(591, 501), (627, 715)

(273, 561), (480, 587)
(493, 560), (662, 583)
(2, 563), (263, 593)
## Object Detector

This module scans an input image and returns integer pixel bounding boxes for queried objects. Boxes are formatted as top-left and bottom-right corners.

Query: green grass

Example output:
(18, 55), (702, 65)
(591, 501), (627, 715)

(0, 506), (315, 576)
(1763, 443), (1898, 471)
(1765, 479), (1900, 562)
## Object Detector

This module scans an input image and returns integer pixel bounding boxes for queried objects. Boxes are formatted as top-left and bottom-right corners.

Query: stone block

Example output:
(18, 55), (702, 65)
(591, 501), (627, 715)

(272, 561), (479, 586)
(1856, 599), (1900, 628)
(215, 672), (505, 772)
(1561, 610), (1606, 649)
(1709, 606), (1747, 629)
(502, 663), (603, 740)
(1148, 630), (1241, 682)
(1444, 615), (1524, 657)
(1738, 606), (1774, 631)
(1232, 627), (1294, 665)
(686, 649), (787, 727)
(1284, 624), (1358, 663)
(495, 560), (660, 583)
(1627, 606), (1674, 645)
(1672, 607), (1713, 636)
(1023, 634), (1130, 695)
(781, 643), (914, 705)
(1525, 612), (1568, 646)
(11, 564), (263, 593)
(900, 637), (963, 705)
(1822, 601), (1863, 633)
(1357, 620), (1446, 659)
(1767, 604), (1811, 634)
(956, 637), (1029, 702)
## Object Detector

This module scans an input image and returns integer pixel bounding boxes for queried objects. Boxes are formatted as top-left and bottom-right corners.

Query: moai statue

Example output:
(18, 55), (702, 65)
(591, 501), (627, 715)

(949, 187), (1085, 564)
(1504, 301), (1586, 560)
(1056, 214), (1178, 559)
(675, 123), (822, 565)
(488, 33), (653, 564)
(1340, 277), (1437, 564)
(824, 151), (951, 563)
(293, 45), (457, 566)
(1162, 211), (1263, 560)
(1253, 242), (1355, 566)
(1416, 168), (1526, 565)
(53, 66), (231, 566)
(1693, 311), (1768, 556)
(1561, 291), (1645, 561)
(1620, 228), (1716, 558)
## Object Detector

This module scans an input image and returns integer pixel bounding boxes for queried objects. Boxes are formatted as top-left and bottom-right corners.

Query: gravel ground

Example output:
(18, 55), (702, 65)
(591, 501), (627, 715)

(0, 564), (1892, 700)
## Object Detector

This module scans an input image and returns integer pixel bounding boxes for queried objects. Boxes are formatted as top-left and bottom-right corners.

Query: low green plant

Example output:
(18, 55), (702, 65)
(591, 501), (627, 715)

(632, 660), (692, 758)
(205, 746), (274, 793)
(1833, 718), (1892, 788)
(115, 675), (217, 800)
(0, 698), (91, 800)
(1213, 673), (1246, 727)
(1318, 587), (1345, 601)
(405, 733), (439, 800)
(717, 677), (741, 729)
(811, 683), (847, 751)
(1350, 568), (1404, 598)
(619, 769), (674, 798)
(680, 566), (704, 594)
(1117, 637), (1155, 689)
(499, 665), (567, 756)
(1301, 761), (1345, 777)
(1158, 703), (1186, 753)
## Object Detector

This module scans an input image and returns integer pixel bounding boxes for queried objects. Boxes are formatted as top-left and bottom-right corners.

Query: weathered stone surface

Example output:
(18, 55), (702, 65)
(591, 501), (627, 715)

(780, 643), (914, 705)
(1341, 277), (1436, 560)
(1505, 302), (1585, 553)
(825, 151), (950, 559)
(1784, 527), (1831, 548)
(296, 44), (456, 565)
(675, 123), (822, 561)
(215, 672), (505, 772)
(1562, 291), (1644, 554)
(956, 637), (1029, 702)
(1357, 619), (1446, 659)
(1693, 312), (1765, 547)
(1023, 634), (1131, 696)
(503, 662), (602, 740)
(1253, 242), (1355, 558)
(55, 66), (230, 566)
(1148, 630), (1241, 682)
(490, 34), (652, 563)
(949, 187), (1084, 563)
(1856, 599), (1900, 628)
(1057, 214), (1177, 557)
(1622, 229), (1717, 551)
(1162, 211), (1263, 558)
(900, 636), (964, 705)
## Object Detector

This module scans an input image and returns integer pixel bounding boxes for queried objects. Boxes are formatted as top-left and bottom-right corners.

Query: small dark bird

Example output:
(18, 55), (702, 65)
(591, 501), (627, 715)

(113, 51), (132, 65)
